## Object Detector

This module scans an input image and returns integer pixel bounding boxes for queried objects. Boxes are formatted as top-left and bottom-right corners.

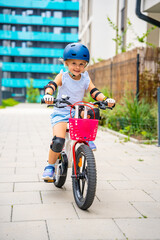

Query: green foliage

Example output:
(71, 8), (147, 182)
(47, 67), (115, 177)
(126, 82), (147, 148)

(26, 79), (40, 103)
(107, 16), (157, 54)
(84, 88), (157, 140)
(0, 98), (19, 108)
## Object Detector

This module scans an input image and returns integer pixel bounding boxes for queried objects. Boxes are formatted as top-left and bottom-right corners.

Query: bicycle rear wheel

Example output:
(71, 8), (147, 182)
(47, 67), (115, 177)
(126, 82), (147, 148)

(72, 144), (97, 210)
(54, 152), (68, 188)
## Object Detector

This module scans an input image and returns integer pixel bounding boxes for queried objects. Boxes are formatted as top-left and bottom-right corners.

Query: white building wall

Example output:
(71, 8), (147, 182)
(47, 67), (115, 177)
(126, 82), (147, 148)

(125, 0), (148, 50)
(79, 0), (159, 64)
(91, 0), (117, 61)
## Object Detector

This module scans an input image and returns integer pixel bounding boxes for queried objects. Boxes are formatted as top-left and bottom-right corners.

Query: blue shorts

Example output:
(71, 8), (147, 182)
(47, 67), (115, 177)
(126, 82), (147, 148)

(50, 110), (75, 127)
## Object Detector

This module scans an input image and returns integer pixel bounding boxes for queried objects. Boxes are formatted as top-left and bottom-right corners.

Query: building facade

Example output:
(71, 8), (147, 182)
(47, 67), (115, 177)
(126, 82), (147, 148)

(0, 0), (79, 101)
(79, 0), (159, 63)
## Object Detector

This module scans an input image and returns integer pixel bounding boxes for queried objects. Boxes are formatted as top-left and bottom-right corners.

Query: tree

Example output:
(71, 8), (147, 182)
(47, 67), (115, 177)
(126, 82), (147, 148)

(26, 79), (40, 103)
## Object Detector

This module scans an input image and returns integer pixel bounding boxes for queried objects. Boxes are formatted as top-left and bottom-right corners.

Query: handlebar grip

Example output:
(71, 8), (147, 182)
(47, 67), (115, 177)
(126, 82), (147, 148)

(41, 98), (45, 104)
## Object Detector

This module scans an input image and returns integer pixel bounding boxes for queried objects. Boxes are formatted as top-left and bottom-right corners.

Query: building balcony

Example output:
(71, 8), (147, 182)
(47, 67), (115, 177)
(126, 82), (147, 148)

(0, 0), (79, 10)
(0, 14), (79, 27)
(0, 30), (78, 42)
(0, 46), (64, 57)
(2, 62), (66, 73)
(2, 78), (50, 88)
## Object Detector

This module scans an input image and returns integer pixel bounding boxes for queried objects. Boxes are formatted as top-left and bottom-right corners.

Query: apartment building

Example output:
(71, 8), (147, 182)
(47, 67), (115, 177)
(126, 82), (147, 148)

(0, 0), (79, 101)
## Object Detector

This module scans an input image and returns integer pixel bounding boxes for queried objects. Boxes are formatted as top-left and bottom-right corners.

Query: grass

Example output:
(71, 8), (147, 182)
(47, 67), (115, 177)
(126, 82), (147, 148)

(0, 98), (19, 109)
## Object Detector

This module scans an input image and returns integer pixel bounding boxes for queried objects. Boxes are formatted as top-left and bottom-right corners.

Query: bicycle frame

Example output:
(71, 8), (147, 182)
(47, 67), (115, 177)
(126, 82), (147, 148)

(64, 104), (91, 178)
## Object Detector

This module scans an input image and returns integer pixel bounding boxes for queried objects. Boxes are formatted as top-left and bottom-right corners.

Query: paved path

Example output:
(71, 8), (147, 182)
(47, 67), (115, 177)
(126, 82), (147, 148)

(0, 103), (160, 240)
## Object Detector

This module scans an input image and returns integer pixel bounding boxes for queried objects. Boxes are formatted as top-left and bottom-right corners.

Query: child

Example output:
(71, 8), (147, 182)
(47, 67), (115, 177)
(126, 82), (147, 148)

(42, 42), (115, 180)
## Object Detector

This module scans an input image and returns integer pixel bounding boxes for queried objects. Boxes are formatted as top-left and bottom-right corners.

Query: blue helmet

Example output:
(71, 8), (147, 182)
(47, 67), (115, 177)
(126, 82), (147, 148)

(63, 42), (90, 62)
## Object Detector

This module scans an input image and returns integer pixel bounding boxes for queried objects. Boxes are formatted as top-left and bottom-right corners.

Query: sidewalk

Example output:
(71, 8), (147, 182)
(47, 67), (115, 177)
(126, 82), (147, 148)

(0, 103), (160, 240)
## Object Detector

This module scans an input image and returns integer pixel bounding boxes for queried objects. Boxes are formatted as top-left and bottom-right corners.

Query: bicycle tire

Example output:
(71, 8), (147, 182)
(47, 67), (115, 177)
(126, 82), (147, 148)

(72, 144), (97, 210)
(54, 152), (68, 188)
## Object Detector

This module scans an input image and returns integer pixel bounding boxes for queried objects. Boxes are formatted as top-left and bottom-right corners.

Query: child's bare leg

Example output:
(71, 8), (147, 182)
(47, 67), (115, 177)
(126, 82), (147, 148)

(48, 122), (67, 164)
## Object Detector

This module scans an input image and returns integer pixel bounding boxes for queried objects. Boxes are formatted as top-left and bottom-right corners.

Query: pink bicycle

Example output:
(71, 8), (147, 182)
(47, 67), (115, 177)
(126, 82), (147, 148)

(42, 96), (112, 210)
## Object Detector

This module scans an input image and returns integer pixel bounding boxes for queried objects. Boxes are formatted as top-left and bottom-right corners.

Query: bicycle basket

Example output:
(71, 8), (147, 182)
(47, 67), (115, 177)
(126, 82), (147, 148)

(69, 118), (99, 141)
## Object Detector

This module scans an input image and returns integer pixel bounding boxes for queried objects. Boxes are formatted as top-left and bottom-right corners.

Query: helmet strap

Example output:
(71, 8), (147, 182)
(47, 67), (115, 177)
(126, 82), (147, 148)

(68, 70), (76, 78)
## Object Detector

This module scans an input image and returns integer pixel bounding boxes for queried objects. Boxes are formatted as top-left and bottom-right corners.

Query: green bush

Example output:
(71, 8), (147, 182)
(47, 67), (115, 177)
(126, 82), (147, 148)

(84, 88), (157, 140)
(0, 98), (19, 108)
(106, 97), (157, 140)
(27, 79), (40, 103)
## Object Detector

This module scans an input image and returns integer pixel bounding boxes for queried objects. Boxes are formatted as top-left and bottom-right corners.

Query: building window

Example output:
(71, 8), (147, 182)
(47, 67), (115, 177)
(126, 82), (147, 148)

(26, 10), (33, 15)
(54, 11), (62, 18)
(22, 26), (27, 32)
(41, 12), (46, 17)
(12, 10), (16, 15)
(3, 40), (10, 47)
(11, 26), (16, 32)
(70, 28), (77, 34)
(46, 11), (51, 17)
(22, 42), (26, 48)
(54, 27), (63, 34)
(3, 9), (11, 14)
(22, 11), (26, 16)
(11, 41), (16, 48)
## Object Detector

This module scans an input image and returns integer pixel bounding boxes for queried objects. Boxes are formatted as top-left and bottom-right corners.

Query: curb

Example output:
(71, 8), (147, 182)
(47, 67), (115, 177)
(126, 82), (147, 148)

(98, 126), (158, 145)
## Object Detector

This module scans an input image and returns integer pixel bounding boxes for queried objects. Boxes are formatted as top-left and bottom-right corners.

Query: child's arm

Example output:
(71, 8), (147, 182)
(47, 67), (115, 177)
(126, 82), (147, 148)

(88, 79), (115, 108)
(43, 73), (62, 103)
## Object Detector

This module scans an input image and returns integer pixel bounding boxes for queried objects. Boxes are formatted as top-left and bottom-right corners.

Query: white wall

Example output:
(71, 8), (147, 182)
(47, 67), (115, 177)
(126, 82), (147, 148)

(90, 0), (117, 61)
(126, 0), (148, 50)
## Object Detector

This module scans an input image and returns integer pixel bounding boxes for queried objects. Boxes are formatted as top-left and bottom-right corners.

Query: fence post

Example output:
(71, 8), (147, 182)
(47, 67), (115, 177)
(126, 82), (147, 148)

(136, 53), (140, 101)
(158, 87), (160, 147)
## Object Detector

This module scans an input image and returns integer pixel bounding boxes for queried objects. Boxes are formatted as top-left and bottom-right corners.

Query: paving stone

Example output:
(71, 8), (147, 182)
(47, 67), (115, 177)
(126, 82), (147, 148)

(41, 190), (74, 203)
(144, 188), (160, 201)
(109, 180), (158, 191)
(74, 201), (141, 219)
(15, 167), (42, 175)
(12, 203), (78, 221)
(0, 192), (41, 205)
(0, 174), (39, 183)
(0, 206), (11, 222)
(0, 183), (13, 192)
(47, 219), (125, 240)
(0, 168), (15, 175)
(115, 219), (160, 240)
(14, 182), (61, 192)
(96, 189), (154, 202)
(0, 221), (48, 240)
(131, 202), (160, 218)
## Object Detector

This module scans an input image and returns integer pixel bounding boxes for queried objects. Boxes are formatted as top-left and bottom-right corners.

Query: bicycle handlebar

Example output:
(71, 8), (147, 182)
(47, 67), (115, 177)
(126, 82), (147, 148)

(41, 96), (114, 110)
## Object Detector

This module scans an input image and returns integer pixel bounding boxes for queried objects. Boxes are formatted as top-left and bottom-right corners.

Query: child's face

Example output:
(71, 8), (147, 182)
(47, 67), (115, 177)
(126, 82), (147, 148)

(66, 59), (87, 76)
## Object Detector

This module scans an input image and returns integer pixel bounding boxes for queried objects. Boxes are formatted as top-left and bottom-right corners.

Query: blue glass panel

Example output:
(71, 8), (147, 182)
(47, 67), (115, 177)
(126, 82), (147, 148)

(2, 78), (50, 88)
(2, 62), (66, 73)
(0, 46), (64, 57)
(0, 14), (79, 27)
(0, 30), (78, 42)
(0, 0), (79, 10)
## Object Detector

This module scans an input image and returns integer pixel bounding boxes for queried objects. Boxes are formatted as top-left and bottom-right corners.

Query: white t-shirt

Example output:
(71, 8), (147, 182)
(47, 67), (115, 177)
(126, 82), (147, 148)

(54, 70), (90, 114)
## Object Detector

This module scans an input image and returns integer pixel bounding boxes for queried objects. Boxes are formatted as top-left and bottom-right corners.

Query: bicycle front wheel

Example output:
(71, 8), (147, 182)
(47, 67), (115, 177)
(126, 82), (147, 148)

(72, 144), (97, 210)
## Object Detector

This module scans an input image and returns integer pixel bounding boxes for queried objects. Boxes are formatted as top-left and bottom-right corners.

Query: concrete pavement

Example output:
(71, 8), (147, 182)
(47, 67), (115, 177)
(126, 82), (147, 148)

(0, 103), (160, 240)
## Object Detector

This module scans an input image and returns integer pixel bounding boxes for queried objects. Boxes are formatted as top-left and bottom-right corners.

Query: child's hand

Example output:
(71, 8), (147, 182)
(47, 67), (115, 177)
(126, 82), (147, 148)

(103, 98), (116, 108)
(43, 94), (54, 104)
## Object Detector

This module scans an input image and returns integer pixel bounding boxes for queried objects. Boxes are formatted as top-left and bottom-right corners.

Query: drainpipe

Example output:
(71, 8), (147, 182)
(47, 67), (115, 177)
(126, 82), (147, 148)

(136, 53), (140, 101)
(135, 0), (160, 27)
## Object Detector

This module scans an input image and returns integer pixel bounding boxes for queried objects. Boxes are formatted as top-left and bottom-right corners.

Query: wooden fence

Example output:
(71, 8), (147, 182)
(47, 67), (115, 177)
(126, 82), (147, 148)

(87, 47), (160, 103)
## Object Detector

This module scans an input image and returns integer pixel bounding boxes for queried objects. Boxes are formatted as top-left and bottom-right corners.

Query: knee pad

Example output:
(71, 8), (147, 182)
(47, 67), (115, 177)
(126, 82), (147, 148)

(87, 108), (100, 119)
(50, 136), (65, 153)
